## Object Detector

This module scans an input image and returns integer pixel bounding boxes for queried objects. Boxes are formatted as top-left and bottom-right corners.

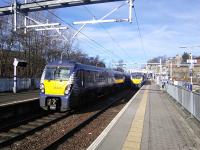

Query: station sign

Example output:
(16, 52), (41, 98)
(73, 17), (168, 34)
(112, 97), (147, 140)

(13, 58), (27, 67)
(13, 58), (27, 93)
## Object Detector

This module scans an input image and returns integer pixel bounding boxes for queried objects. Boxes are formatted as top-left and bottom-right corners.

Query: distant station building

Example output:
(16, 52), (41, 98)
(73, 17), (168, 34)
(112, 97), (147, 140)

(195, 56), (200, 64)
(165, 55), (200, 84)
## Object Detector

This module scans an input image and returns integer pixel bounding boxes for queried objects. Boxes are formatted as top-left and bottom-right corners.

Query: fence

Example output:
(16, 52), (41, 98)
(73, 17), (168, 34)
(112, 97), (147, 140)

(0, 78), (40, 92)
(165, 83), (200, 121)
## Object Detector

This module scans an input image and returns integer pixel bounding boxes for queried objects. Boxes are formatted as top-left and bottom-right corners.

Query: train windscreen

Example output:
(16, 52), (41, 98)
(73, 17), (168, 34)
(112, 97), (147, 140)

(131, 73), (143, 79)
(44, 67), (71, 80)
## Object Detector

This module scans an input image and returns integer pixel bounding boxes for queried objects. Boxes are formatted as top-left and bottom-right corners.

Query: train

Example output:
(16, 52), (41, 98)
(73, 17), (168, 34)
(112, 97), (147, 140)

(130, 72), (146, 88)
(39, 61), (130, 111)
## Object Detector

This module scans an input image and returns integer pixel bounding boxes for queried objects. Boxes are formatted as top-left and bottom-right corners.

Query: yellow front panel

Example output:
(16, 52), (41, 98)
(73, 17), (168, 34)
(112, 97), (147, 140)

(44, 80), (68, 95)
(115, 79), (125, 84)
(131, 79), (142, 85)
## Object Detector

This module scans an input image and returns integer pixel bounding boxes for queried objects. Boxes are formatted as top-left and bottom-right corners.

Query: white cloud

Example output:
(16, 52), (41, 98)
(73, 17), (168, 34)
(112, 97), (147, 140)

(56, 0), (200, 65)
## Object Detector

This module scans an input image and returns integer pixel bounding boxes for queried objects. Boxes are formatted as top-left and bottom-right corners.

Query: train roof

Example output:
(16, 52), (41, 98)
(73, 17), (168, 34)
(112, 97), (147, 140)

(46, 61), (108, 72)
(47, 60), (75, 67)
(46, 60), (126, 75)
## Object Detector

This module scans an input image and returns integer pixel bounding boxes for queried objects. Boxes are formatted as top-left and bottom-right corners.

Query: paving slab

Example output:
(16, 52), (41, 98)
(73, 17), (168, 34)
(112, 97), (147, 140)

(88, 83), (200, 150)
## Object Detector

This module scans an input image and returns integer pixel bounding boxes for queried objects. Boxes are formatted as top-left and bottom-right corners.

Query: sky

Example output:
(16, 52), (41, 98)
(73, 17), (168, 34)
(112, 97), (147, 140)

(1, 0), (200, 67)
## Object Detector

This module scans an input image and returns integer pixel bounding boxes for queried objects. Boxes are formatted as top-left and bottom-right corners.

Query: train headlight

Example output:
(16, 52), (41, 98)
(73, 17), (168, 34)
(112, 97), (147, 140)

(40, 83), (45, 93)
(64, 84), (71, 95)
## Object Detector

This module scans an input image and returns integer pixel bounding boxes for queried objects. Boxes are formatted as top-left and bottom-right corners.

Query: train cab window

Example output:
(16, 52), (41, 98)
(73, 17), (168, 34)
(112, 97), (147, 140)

(131, 73), (143, 79)
(56, 69), (69, 80)
(44, 67), (71, 80)
(115, 74), (125, 80)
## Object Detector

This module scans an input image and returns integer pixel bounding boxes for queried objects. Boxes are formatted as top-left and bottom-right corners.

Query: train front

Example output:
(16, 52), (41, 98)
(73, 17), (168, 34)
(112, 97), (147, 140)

(130, 72), (144, 88)
(39, 63), (74, 111)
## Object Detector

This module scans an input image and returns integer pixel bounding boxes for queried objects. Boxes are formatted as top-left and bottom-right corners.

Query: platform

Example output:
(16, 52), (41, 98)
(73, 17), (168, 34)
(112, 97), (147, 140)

(0, 90), (39, 107)
(88, 83), (200, 150)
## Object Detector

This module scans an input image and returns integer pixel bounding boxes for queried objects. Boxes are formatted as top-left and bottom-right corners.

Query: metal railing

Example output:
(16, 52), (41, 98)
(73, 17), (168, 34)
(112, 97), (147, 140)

(165, 83), (200, 121)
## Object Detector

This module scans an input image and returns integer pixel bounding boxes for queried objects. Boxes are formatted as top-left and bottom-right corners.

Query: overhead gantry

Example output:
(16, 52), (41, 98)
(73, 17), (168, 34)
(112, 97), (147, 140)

(0, 0), (126, 16)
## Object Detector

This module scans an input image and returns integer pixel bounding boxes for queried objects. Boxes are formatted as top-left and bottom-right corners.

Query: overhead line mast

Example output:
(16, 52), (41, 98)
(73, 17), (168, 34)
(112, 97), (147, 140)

(0, 0), (132, 61)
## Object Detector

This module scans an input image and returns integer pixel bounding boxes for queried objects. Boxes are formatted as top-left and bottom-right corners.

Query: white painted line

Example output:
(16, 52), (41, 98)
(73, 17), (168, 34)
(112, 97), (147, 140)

(0, 97), (39, 107)
(87, 88), (142, 150)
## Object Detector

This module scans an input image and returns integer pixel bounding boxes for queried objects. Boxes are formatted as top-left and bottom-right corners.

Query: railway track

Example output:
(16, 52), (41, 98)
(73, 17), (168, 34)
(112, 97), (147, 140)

(43, 94), (127, 150)
(0, 111), (72, 148)
(1, 89), (135, 149)
(0, 111), (50, 133)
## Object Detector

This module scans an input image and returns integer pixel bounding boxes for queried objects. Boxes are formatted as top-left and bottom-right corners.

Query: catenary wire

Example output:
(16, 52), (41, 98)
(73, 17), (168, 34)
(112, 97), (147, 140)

(31, 0), (123, 60)
(0, 0), (124, 60)
(133, 5), (147, 62)
(83, 5), (132, 61)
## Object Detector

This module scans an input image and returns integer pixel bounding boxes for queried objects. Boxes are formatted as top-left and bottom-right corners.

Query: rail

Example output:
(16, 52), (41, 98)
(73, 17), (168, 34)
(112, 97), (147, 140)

(44, 94), (126, 149)
(0, 112), (72, 148)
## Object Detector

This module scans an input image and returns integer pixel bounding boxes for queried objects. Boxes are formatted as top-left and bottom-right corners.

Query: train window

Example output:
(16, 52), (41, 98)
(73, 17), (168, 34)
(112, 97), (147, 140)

(95, 72), (100, 82)
(92, 71), (96, 82)
(114, 74), (125, 80)
(131, 73), (143, 79)
(94, 73), (98, 83)
(98, 73), (102, 82)
(84, 71), (92, 87)
(76, 70), (84, 87)
(56, 69), (69, 80)
(90, 71), (95, 83)
(84, 71), (89, 82)
(76, 70), (81, 79)
(83, 70), (100, 87)
(44, 67), (71, 80)
(99, 72), (106, 83)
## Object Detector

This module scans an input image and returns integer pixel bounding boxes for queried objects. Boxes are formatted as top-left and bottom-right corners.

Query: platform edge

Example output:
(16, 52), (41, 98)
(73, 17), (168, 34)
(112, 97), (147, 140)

(87, 88), (142, 150)
(0, 97), (39, 107)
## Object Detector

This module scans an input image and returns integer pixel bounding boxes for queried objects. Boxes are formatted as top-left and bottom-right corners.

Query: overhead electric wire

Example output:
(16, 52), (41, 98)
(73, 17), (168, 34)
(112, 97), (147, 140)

(83, 5), (132, 61)
(77, 37), (112, 60)
(0, 0), (124, 60)
(21, 7), (118, 60)
(31, 0), (122, 60)
(133, 5), (147, 62)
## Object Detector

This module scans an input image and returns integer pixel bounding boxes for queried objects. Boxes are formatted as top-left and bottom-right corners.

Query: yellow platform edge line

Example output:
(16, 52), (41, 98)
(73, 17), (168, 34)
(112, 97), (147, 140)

(122, 86), (148, 150)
